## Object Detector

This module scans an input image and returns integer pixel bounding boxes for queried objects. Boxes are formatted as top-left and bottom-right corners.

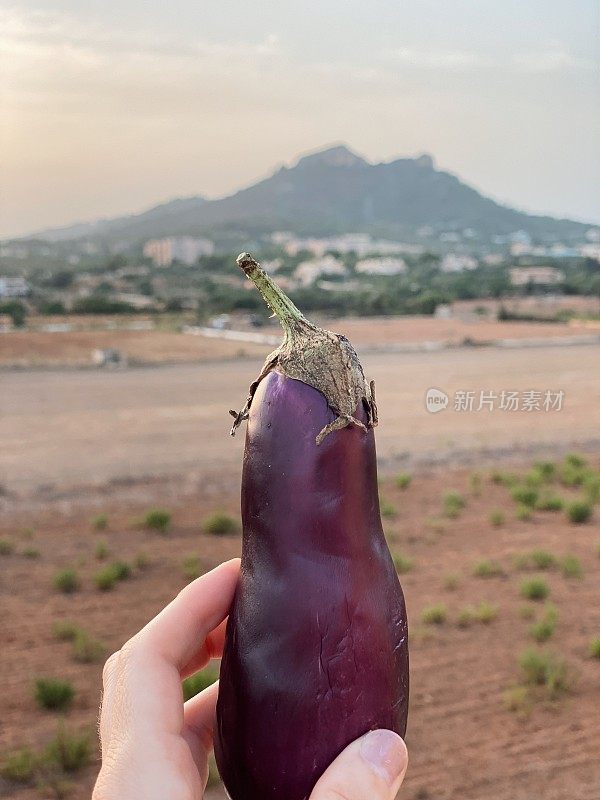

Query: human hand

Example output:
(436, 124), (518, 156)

(93, 559), (408, 800)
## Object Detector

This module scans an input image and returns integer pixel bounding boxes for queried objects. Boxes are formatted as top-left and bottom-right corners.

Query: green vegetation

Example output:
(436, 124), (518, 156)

(566, 500), (592, 524)
(34, 679), (74, 712)
(183, 555), (203, 580)
(52, 621), (80, 642)
(392, 554), (414, 574)
(380, 500), (397, 519)
(22, 547), (40, 558)
(518, 648), (570, 698)
(0, 538), (14, 555)
(520, 578), (549, 601)
(489, 510), (505, 526)
(490, 470), (517, 487)
(456, 607), (476, 628)
(503, 685), (531, 715)
(182, 665), (220, 701)
(421, 604), (447, 625)
(442, 491), (466, 518)
(529, 605), (558, 643)
(532, 461), (556, 480)
(1, 748), (37, 783)
(94, 561), (131, 590)
(475, 602), (499, 624)
(91, 513), (108, 531)
(203, 512), (240, 536)
(583, 473), (600, 503)
(44, 725), (91, 773)
(530, 550), (557, 570)
(53, 569), (79, 594)
(511, 486), (538, 508)
(561, 555), (583, 579)
(443, 574), (460, 591)
(72, 631), (105, 664)
(144, 508), (171, 533)
(589, 639), (600, 659)
(536, 494), (564, 512)
(516, 505), (533, 521)
(395, 472), (412, 490)
(565, 453), (587, 470)
(95, 540), (109, 560)
(473, 559), (504, 578)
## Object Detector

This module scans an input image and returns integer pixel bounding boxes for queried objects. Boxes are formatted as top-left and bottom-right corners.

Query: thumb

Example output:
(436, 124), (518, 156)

(310, 729), (408, 800)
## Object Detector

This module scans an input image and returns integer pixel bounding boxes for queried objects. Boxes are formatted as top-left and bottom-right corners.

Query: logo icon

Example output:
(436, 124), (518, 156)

(425, 388), (449, 414)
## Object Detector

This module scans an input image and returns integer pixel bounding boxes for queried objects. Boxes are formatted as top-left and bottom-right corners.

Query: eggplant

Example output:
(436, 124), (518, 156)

(215, 253), (409, 800)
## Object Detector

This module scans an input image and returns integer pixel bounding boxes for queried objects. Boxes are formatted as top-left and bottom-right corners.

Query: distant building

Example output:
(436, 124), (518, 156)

(355, 257), (407, 276)
(0, 275), (29, 297)
(509, 267), (565, 287)
(440, 254), (478, 273)
(143, 237), (214, 267)
(275, 233), (413, 258)
(294, 255), (346, 286)
(579, 243), (600, 260)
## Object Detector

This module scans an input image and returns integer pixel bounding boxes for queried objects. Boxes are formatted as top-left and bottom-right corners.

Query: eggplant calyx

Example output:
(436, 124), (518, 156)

(230, 253), (378, 443)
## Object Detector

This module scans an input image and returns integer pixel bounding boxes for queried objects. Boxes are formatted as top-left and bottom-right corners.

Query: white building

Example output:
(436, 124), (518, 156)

(294, 255), (346, 286)
(355, 257), (407, 276)
(143, 237), (214, 267)
(440, 254), (478, 273)
(510, 267), (565, 287)
(0, 275), (29, 297)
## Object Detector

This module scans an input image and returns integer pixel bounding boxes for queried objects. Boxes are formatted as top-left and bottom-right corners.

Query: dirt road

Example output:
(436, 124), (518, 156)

(1, 344), (599, 494)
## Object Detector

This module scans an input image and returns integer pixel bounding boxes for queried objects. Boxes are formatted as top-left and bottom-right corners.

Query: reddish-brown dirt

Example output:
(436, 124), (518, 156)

(1, 461), (599, 800)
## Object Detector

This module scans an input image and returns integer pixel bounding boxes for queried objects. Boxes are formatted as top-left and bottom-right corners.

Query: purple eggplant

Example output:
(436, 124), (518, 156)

(214, 253), (409, 800)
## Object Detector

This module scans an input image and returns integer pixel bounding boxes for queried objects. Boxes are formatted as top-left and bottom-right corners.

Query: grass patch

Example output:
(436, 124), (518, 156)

(380, 500), (398, 519)
(536, 494), (564, 512)
(0, 538), (14, 555)
(583, 473), (600, 503)
(442, 491), (465, 518)
(443, 574), (460, 591)
(91, 513), (108, 531)
(22, 547), (40, 558)
(518, 648), (570, 698)
(72, 631), (105, 664)
(475, 602), (499, 624)
(392, 553), (414, 574)
(395, 472), (412, 490)
(561, 555), (583, 579)
(53, 569), (79, 594)
(52, 621), (80, 642)
(0, 748), (37, 783)
(589, 639), (600, 659)
(473, 559), (504, 578)
(182, 664), (219, 701)
(532, 461), (556, 480)
(503, 685), (532, 715)
(565, 453), (587, 469)
(566, 500), (592, 524)
(94, 560), (131, 591)
(520, 578), (549, 601)
(421, 604), (447, 625)
(457, 607), (476, 628)
(44, 725), (91, 773)
(144, 508), (171, 533)
(530, 550), (557, 570)
(183, 555), (203, 580)
(489, 510), (505, 526)
(34, 679), (74, 712)
(511, 486), (538, 508)
(95, 540), (109, 560)
(516, 504), (533, 521)
(529, 605), (558, 643)
(203, 512), (240, 536)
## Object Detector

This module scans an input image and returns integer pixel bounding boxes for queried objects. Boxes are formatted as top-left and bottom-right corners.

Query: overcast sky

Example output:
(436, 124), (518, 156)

(1, 0), (599, 237)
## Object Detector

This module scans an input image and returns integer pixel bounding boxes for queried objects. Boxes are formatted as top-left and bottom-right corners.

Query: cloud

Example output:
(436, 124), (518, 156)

(511, 46), (593, 73)
(386, 47), (485, 70)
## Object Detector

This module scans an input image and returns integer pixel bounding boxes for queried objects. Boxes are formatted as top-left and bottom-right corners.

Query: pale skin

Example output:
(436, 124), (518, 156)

(93, 559), (408, 800)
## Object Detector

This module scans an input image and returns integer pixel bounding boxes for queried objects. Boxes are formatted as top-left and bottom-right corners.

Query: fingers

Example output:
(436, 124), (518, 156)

(310, 730), (408, 800)
(182, 680), (220, 757)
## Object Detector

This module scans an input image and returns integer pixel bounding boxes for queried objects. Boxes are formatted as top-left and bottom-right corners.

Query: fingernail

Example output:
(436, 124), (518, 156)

(360, 729), (407, 786)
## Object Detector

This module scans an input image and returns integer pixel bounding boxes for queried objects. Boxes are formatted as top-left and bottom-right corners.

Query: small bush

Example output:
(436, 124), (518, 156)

(0, 538), (14, 555)
(511, 486), (538, 508)
(91, 513), (108, 531)
(489, 510), (505, 526)
(203, 513), (240, 536)
(530, 550), (557, 570)
(44, 725), (90, 773)
(490, 470), (517, 487)
(182, 665), (220, 701)
(95, 541), (109, 560)
(473, 559), (504, 578)
(52, 621), (80, 642)
(443, 491), (465, 518)
(560, 463), (586, 487)
(183, 555), (203, 580)
(524, 470), (544, 488)
(565, 453), (587, 469)
(457, 607), (476, 628)
(566, 500), (592, 524)
(23, 547), (40, 558)
(529, 605), (558, 643)
(589, 639), (600, 659)
(53, 569), (79, 594)
(533, 461), (556, 480)
(112, 561), (131, 580)
(561, 555), (583, 579)
(380, 500), (397, 519)
(421, 604), (447, 625)
(475, 602), (499, 624)
(1, 748), (37, 782)
(536, 494), (564, 512)
(518, 648), (569, 698)
(392, 554), (414, 574)
(72, 631), (104, 664)
(134, 551), (150, 570)
(395, 472), (412, 490)
(521, 578), (549, 601)
(583, 473), (600, 503)
(94, 566), (118, 591)
(503, 685), (531, 714)
(144, 509), (171, 533)
(35, 679), (74, 712)
(443, 574), (460, 591)
(516, 504), (532, 521)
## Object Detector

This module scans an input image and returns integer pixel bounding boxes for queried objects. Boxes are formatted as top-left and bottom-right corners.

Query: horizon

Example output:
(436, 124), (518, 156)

(2, 1), (599, 238)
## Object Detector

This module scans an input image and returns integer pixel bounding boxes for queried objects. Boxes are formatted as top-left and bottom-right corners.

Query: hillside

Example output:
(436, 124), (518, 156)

(27, 145), (589, 245)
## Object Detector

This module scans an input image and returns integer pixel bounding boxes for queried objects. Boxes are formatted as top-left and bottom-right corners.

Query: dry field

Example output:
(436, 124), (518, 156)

(0, 457), (599, 800)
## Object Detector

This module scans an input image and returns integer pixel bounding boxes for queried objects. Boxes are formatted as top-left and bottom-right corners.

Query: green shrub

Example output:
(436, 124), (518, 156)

(490, 470), (517, 487)
(530, 550), (557, 570)
(1, 748), (37, 782)
(53, 569), (79, 594)
(203, 513), (240, 535)
(91, 513), (108, 531)
(457, 607), (476, 628)
(183, 555), (203, 580)
(518, 648), (569, 698)
(533, 461), (556, 480)
(421, 604), (447, 625)
(0, 538), (14, 555)
(475, 602), (499, 624)
(52, 621), (80, 642)
(94, 566), (118, 591)
(583, 473), (600, 503)
(503, 685), (531, 714)
(443, 491), (465, 518)
(524, 470), (544, 488)
(565, 453), (587, 469)
(589, 639), (600, 659)
(44, 725), (91, 773)
(182, 665), (220, 701)
(72, 631), (104, 664)
(95, 541), (109, 560)
(516, 505), (532, 521)
(489, 510), (505, 526)
(395, 472), (412, 490)
(380, 500), (397, 519)
(561, 555), (583, 579)
(392, 554), (414, 574)
(536, 494), (564, 512)
(521, 578), (549, 601)
(566, 500), (592, 524)
(529, 605), (558, 643)
(35, 679), (74, 712)
(23, 547), (40, 558)
(112, 561), (131, 580)
(473, 559), (504, 578)
(443, 574), (460, 591)
(144, 509), (171, 533)
(560, 463), (586, 487)
(511, 486), (538, 508)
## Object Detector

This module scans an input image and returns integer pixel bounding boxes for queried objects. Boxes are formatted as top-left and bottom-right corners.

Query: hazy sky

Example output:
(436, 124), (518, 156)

(1, 0), (599, 237)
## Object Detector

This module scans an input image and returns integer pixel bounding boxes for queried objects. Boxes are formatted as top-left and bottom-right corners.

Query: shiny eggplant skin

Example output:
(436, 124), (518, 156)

(214, 369), (409, 800)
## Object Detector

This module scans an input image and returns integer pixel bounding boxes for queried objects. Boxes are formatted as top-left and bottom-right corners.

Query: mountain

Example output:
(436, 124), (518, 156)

(24, 144), (590, 245)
